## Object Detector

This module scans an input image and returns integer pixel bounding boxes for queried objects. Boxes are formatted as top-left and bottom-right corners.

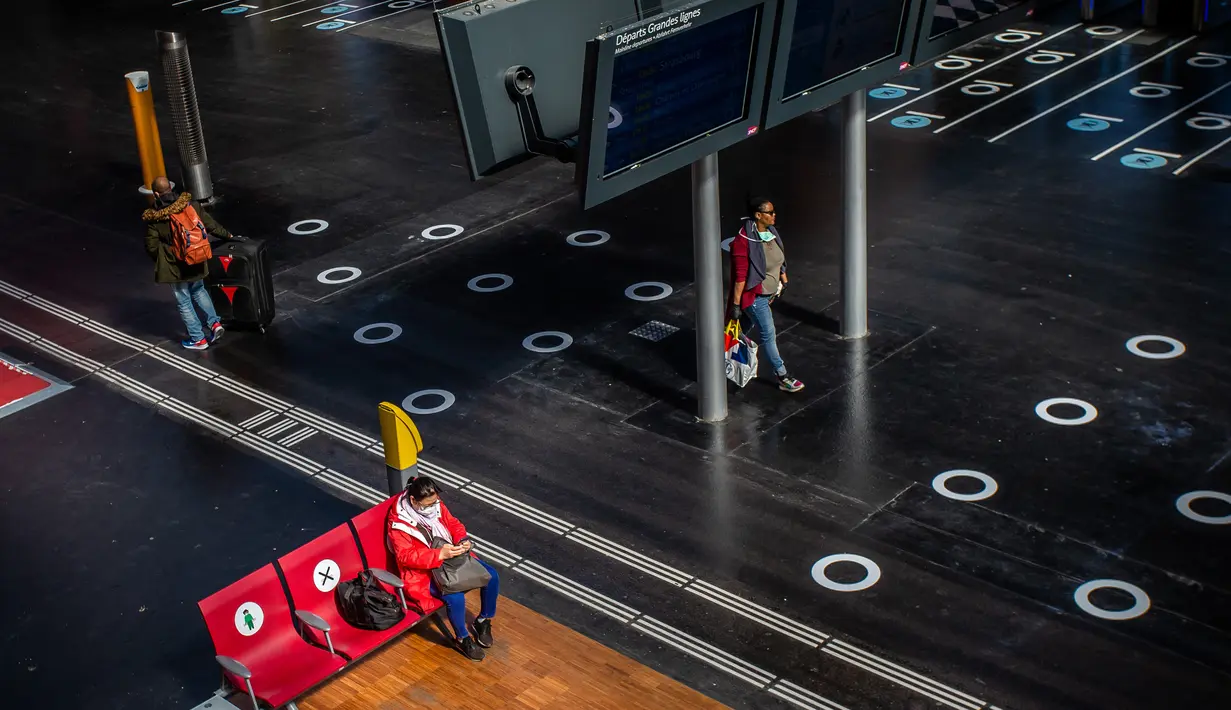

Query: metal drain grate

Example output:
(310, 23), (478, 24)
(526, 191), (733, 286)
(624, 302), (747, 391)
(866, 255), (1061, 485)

(630, 321), (680, 342)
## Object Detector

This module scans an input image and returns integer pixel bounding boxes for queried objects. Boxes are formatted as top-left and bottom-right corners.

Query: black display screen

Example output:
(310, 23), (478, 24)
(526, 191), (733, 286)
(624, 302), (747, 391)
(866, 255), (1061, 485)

(929, 0), (1026, 40)
(604, 6), (760, 176)
(782, 0), (911, 100)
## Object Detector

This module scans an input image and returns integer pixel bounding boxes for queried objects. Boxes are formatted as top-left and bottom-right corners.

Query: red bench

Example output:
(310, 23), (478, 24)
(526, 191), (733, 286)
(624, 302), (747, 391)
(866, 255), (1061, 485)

(198, 496), (448, 710)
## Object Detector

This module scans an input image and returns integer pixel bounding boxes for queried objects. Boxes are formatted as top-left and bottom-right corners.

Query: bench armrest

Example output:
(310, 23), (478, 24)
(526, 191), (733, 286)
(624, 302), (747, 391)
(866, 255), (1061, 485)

(216, 655), (261, 710)
(369, 568), (403, 587)
(215, 655), (252, 680)
(295, 610), (336, 655)
(369, 568), (410, 611)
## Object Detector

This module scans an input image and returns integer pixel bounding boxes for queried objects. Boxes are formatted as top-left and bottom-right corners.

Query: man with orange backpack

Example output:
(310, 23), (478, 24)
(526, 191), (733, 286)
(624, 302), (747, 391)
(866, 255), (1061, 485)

(143, 176), (244, 349)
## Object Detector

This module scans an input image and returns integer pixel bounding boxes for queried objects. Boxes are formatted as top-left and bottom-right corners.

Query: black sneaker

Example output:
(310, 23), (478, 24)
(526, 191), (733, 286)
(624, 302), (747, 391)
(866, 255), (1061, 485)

(778, 374), (804, 393)
(472, 618), (493, 648)
(458, 635), (485, 661)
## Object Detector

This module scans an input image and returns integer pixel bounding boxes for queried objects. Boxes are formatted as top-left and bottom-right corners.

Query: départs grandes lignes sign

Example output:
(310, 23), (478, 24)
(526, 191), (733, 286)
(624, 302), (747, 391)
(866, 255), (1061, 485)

(614, 7), (704, 54)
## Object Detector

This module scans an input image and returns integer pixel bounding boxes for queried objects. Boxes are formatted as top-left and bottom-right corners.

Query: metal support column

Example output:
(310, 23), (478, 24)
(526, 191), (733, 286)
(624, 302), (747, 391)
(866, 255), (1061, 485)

(841, 90), (869, 340)
(692, 152), (728, 423)
(157, 31), (214, 202)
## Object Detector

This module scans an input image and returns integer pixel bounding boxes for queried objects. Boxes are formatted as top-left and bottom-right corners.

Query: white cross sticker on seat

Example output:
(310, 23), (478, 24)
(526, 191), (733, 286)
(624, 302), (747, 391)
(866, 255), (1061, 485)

(313, 559), (341, 593)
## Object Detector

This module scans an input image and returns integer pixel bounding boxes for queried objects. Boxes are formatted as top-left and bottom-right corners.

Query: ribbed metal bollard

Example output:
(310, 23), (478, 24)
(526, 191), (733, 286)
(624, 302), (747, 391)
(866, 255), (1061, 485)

(156, 31), (213, 201)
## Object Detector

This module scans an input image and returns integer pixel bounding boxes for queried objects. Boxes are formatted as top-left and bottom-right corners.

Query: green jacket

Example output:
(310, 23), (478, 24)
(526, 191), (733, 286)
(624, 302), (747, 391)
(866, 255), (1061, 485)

(142, 192), (233, 284)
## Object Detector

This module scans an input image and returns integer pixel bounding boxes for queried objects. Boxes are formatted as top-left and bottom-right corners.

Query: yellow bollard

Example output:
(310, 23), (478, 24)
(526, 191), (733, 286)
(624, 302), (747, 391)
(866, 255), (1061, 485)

(379, 402), (423, 495)
(124, 70), (167, 193)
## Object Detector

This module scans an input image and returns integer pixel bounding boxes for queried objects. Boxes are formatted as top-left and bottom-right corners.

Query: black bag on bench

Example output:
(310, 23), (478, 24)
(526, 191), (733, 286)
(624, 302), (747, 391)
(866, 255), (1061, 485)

(335, 571), (406, 631)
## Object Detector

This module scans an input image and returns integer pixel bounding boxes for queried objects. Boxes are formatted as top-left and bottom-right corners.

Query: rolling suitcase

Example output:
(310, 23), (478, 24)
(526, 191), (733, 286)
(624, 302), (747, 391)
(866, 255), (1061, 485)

(205, 239), (275, 333)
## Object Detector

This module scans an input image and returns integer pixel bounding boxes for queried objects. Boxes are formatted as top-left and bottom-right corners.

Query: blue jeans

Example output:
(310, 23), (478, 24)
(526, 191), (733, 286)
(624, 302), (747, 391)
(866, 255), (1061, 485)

(171, 280), (219, 342)
(745, 296), (786, 377)
(430, 557), (499, 639)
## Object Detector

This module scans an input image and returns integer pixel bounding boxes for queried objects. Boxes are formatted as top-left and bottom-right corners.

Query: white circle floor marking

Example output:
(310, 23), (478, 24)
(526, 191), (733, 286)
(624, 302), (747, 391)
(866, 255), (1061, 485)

(1130, 85), (1171, 99)
(234, 602), (265, 636)
(421, 224), (464, 240)
(288, 219), (329, 235)
(811, 554), (882, 592)
(932, 470), (999, 502)
(1125, 335), (1186, 360)
(353, 323), (403, 345)
(317, 267), (361, 285)
(961, 83), (1000, 96)
(402, 389), (455, 415)
(313, 559), (341, 593)
(567, 230), (611, 247)
(1074, 579), (1151, 621)
(935, 58), (972, 71)
(1188, 55), (1227, 68)
(1187, 115), (1231, 131)
(995, 31), (1033, 43)
(1035, 397), (1098, 426)
(467, 274), (514, 293)
(522, 331), (573, 354)
(1175, 491), (1231, 525)
(1025, 53), (1064, 65)
(625, 281), (673, 302)
(1086, 25), (1123, 36)
(608, 107), (623, 129)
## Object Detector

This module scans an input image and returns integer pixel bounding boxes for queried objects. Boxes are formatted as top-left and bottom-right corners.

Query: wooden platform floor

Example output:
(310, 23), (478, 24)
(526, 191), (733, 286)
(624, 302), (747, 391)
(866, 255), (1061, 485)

(298, 598), (729, 710)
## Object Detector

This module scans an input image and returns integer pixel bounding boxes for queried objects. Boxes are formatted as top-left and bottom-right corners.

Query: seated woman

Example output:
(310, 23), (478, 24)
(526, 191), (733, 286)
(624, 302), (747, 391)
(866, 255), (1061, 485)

(386, 476), (500, 661)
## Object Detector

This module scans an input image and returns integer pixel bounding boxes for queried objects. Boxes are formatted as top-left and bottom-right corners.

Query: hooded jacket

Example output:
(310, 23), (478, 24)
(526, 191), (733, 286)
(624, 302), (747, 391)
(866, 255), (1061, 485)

(142, 192), (232, 284)
(730, 218), (784, 309)
(386, 494), (473, 608)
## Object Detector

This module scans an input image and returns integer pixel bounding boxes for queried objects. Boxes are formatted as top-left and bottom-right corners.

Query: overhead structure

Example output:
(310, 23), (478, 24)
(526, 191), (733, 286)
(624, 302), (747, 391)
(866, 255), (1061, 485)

(576, 0), (780, 209)
(762, 0), (924, 129)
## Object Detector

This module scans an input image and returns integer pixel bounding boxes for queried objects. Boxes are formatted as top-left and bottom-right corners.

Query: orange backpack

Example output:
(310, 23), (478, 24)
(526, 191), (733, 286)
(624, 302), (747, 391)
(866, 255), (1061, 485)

(168, 205), (213, 266)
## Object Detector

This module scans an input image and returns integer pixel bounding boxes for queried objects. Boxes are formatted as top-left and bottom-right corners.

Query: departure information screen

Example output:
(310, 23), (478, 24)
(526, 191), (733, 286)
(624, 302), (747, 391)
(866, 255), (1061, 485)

(603, 5), (760, 176)
(782, 0), (911, 100)
(929, 0), (1026, 39)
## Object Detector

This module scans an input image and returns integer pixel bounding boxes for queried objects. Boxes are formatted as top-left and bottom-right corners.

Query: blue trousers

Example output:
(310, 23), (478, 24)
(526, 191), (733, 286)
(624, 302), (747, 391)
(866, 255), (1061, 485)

(171, 280), (219, 341)
(745, 295), (787, 377)
(430, 558), (499, 639)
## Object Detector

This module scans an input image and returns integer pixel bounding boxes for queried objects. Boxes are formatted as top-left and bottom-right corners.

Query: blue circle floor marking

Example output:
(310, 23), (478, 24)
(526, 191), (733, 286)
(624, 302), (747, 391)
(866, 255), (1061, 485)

(1120, 153), (1168, 170)
(1068, 117), (1110, 132)
(316, 20), (346, 30)
(891, 115), (931, 129)
(869, 87), (907, 100)
(322, 6), (349, 13)
(221, 5), (249, 13)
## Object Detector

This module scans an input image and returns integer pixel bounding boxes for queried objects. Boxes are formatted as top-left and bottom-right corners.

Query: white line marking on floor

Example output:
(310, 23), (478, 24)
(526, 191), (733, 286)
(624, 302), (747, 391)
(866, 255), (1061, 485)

(1080, 112), (1124, 122)
(238, 410), (280, 429)
(1133, 148), (1182, 158)
(939, 29), (1145, 134)
(300, 0), (383, 25)
(271, 1), (339, 21)
(975, 80), (1014, 87)
(246, 0), (311, 16)
(947, 54), (984, 62)
(906, 110), (945, 119)
(335, 3), (424, 31)
(201, 0), (241, 10)
(0, 284), (992, 710)
(868, 24), (1083, 122)
(1140, 80), (1183, 89)
(1092, 78), (1231, 160)
(882, 83), (919, 91)
(1198, 111), (1231, 119)
(1173, 134), (1231, 175)
(989, 35), (1194, 142)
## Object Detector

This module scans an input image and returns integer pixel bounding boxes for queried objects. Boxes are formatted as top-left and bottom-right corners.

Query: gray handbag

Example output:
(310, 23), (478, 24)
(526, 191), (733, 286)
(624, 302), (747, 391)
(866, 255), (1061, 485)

(418, 524), (492, 595)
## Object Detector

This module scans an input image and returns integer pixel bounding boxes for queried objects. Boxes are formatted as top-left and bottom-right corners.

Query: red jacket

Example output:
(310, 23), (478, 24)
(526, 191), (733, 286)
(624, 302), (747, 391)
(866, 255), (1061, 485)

(730, 226), (764, 309)
(386, 496), (471, 608)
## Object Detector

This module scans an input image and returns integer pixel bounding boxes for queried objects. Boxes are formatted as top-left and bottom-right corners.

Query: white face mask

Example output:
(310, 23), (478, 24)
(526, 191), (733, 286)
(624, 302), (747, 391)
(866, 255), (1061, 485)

(416, 501), (441, 519)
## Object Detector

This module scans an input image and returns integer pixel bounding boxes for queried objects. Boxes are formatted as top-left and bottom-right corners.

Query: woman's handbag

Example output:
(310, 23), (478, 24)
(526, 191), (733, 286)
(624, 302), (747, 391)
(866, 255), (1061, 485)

(418, 525), (492, 595)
